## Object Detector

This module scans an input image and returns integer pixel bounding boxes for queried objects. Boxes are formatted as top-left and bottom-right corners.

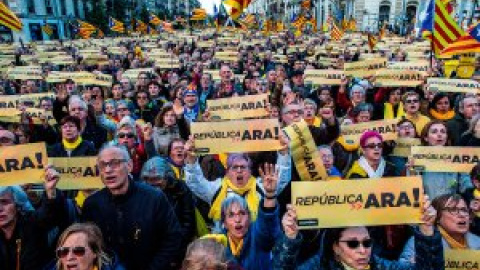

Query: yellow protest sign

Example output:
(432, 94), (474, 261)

(284, 120), (328, 181)
(375, 69), (424, 87)
(207, 94), (268, 120)
(445, 250), (480, 270)
(344, 58), (387, 78)
(428, 78), (480, 94)
(387, 61), (429, 76)
(7, 66), (43, 80)
(0, 143), (47, 186)
(0, 93), (55, 109)
(391, 138), (421, 157)
(49, 157), (104, 190)
(304, 69), (344, 85)
(292, 176), (423, 229)
(191, 119), (282, 155)
(341, 119), (398, 144)
(411, 146), (480, 173)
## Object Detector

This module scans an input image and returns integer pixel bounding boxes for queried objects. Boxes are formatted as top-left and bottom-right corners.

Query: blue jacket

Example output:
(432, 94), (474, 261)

(226, 202), (281, 270)
(272, 227), (444, 270)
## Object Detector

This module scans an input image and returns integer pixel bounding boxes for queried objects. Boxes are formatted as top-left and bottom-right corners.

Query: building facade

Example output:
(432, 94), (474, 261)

(144, 0), (201, 18)
(4, 0), (86, 42)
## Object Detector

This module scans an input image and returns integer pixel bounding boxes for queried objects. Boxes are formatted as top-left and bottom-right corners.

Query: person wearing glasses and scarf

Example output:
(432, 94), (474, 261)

(400, 193), (480, 263)
(401, 91), (431, 136)
(273, 197), (444, 270)
(48, 116), (96, 158)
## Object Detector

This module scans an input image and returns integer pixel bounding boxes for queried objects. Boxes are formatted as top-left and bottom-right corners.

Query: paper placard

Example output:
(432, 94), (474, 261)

(0, 143), (47, 186)
(344, 58), (387, 77)
(292, 176), (423, 229)
(191, 119), (282, 155)
(207, 94), (268, 120)
(341, 119), (398, 144)
(428, 78), (480, 94)
(49, 157), (104, 190)
(445, 250), (480, 270)
(375, 69), (424, 87)
(391, 138), (421, 157)
(411, 146), (480, 173)
(304, 69), (344, 85)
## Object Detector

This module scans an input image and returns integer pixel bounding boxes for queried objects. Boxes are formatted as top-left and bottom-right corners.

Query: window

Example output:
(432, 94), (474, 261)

(73, 0), (79, 16)
(27, 0), (35, 14)
(46, 0), (54, 15)
(379, 5), (390, 24)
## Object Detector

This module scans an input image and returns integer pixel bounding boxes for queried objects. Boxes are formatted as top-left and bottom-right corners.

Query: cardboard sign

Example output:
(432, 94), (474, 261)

(304, 69), (344, 85)
(411, 146), (480, 173)
(391, 138), (421, 157)
(375, 69), (424, 87)
(284, 120), (328, 181)
(387, 61), (429, 75)
(0, 143), (47, 186)
(207, 94), (269, 120)
(191, 119), (282, 155)
(49, 157), (104, 190)
(445, 250), (480, 270)
(428, 78), (480, 94)
(292, 176), (423, 228)
(341, 119), (398, 144)
(344, 58), (387, 77)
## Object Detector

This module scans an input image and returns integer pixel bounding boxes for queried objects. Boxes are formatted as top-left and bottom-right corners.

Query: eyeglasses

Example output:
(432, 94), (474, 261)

(405, 99), (419, 104)
(364, 143), (383, 149)
(98, 159), (127, 171)
(56, 246), (87, 259)
(230, 165), (248, 171)
(117, 133), (135, 139)
(443, 207), (470, 216)
(339, 239), (373, 249)
(286, 109), (304, 115)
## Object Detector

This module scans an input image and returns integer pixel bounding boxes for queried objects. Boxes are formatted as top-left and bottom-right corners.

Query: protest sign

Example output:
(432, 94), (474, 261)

(207, 94), (268, 120)
(428, 78), (480, 94)
(191, 119), (282, 155)
(284, 120), (328, 181)
(411, 146), (480, 173)
(0, 92), (55, 109)
(344, 58), (387, 77)
(341, 119), (398, 144)
(304, 69), (344, 85)
(445, 250), (480, 270)
(7, 66), (43, 80)
(375, 69), (424, 87)
(387, 61), (429, 75)
(0, 143), (47, 186)
(292, 176), (423, 229)
(391, 138), (421, 157)
(49, 157), (104, 190)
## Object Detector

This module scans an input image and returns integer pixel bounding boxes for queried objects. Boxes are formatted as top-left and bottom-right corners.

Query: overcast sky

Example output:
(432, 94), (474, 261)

(198, 0), (222, 14)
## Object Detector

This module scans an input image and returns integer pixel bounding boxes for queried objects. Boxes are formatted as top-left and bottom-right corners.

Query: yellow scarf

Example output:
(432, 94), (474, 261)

(62, 136), (82, 151)
(336, 135), (360, 152)
(306, 116), (322, 127)
(202, 233), (228, 246)
(92, 266), (99, 270)
(208, 176), (259, 221)
(439, 226), (467, 249)
(341, 262), (370, 270)
(384, 102), (405, 119)
(429, 109), (455, 121)
(474, 189), (480, 218)
(228, 236), (244, 257)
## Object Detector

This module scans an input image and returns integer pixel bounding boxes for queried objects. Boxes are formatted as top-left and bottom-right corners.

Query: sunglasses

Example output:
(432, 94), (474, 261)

(364, 143), (383, 149)
(339, 239), (373, 249)
(56, 246), (87, 258)
(117, 133), (135, 139)
(405, 99), (419, 104)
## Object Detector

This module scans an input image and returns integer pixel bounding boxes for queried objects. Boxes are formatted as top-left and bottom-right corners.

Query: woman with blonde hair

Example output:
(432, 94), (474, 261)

(181, 239), (231, 270)
(50, 223), (124, 270)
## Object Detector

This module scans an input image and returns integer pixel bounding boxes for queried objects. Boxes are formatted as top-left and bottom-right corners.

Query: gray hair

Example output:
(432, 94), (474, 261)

(116, 100), (130, 109)
(68, 95), (87, 111)
(317, 144), (333, 153)
(463, 114), (480, 137)
(220, 194), (251, 225)
(116, 116), (137, 138)
(226, 153), (252, 170)
(0, 186), (34, 213)
(349, 85), (366, 99)
(304, 98), (318, 111)
(98, 144), (132, 162)
(141, 156), (176, 183)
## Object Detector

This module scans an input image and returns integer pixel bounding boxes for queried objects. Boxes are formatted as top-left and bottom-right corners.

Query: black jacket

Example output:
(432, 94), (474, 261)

(0, 195), (65, 270)
(459, 133), (480, 146)
(47, 139), (97, 157)
(447, 113), (469, 146)
(82, 180), (182, 270)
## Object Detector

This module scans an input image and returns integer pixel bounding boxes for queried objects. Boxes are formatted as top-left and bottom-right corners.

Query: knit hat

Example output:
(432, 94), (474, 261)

(359, 131), (383, 148)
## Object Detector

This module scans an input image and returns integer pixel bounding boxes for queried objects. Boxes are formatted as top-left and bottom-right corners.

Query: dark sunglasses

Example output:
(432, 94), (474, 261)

(56, 246), (86, 258)
(339, 239), (373, 249)
(364, 143), (383, 149)
(405, 99), (419, 104)
(117, 133), (135, 139)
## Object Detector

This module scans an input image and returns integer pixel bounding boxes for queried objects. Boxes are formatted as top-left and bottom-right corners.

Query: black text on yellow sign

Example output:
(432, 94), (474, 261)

(0, 143), (47, 186)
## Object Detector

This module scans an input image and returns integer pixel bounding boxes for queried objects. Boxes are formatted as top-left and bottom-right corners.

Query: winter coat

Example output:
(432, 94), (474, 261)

(447, 113), (469, 146)
(459, 133), (480, 146)
(419, 171), (472, 200)
(82, 180), (182, 270)
(47, 139), (97, 157)
(150, 116), (190, 156)
(272, 227), (444, 270)
(225, 203), (281, 270)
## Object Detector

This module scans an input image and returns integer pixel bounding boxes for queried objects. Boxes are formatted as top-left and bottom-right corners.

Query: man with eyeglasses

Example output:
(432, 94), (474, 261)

(49, 145), (182, 270)
(447, 95), (480, 146)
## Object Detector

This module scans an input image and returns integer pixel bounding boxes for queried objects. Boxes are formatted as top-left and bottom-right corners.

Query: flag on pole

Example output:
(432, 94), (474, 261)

(42, 21), (53, 36)
(441, 23), (480, 56)
(379, 23), (386, 40)
(223, 0), (252, 20)
(149, 14), (162, 26)
(348, 17), (356, 31)
(213, 4), (219, 29)
(136, 20), (148, 33)
(331, 21), (343, 40)
(0, 2), (22, 31)
(301, 0), (311, 9)
(109, 17), (125, 33)
(368, 33), (378, 51)
(191, 8), (207, 21)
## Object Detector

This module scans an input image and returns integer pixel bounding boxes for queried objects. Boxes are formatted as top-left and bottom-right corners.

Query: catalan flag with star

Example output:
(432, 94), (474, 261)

(441, 23), (480, 56)
(109, 17), (125, 33)
(331, 20), (343, 41)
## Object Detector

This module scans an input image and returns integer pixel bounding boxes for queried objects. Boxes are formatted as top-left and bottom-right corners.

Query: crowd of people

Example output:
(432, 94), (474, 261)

(0, 28), (479, 270)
